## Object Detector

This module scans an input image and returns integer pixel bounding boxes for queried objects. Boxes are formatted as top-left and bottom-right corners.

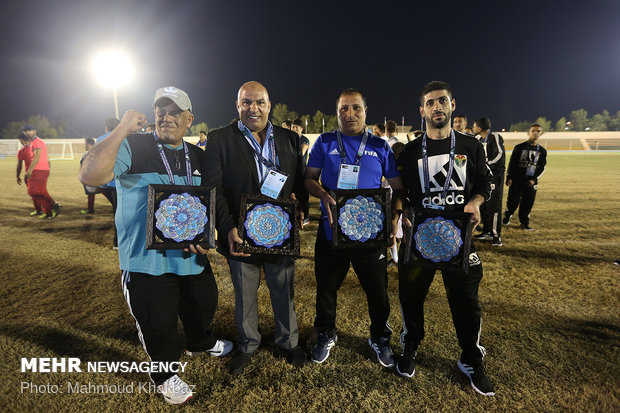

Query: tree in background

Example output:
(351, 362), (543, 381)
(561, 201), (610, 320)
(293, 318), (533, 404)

(509, 120), (531, 132)
(270, 103), (337, 134)
(608, 111), (620, 131)
(1, 115), (66, 139)
(189, 122), (209, 136)
(511, 109), (620, 132)
(555, 117), (568, 131)
(588, 110), (609, 131)
(270, 103), (298, 127)
(569, 109), (589, 131)
(533, 117), (552, 132)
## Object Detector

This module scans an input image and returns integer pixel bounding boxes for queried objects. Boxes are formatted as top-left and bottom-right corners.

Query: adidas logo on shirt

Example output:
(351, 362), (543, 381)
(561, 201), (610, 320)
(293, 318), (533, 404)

(192, 169), (201, 176)
(329, 148), (340, 155)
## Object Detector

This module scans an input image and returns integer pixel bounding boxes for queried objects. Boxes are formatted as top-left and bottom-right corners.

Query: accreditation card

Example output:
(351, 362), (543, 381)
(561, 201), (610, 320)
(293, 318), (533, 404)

(261, 169), (288, 199)
(337, 164), (360, 189)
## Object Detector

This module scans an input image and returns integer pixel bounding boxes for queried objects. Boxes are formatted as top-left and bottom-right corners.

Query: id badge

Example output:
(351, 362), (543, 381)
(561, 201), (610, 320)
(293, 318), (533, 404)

(526, 165), (536, 176)
(261, 169), (288, 199)
(337, 164), (360, 189)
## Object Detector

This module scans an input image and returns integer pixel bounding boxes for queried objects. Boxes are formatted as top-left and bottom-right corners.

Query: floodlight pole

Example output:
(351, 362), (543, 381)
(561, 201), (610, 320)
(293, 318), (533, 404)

(113, 87), (119, 119)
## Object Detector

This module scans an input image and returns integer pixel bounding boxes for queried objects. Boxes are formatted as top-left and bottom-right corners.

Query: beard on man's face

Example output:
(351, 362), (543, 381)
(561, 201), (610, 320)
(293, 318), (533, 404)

(426, 112), (451, 129)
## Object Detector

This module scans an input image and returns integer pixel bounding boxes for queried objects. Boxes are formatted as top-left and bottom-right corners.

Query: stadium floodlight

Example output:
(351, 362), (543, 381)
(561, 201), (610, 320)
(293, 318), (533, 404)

(91, 50), (134, 118)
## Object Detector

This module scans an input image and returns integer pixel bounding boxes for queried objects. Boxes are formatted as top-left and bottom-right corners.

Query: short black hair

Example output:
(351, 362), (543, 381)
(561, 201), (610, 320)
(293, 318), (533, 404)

(474, 117), (491, 131)
(386, 120), (397, 133)
(84, 137), (95, 146)
(337, 88), (367, 108)
(529, 123), (542, 129)
(374, 123), (385, 133)
(420, 81), (452, 105)
(454, 115), (467, 122)
(282, 119), (292, 128)
(292, 118), (303, 127)
(199, 130), (207, 135)
(105, 117), (120, 132)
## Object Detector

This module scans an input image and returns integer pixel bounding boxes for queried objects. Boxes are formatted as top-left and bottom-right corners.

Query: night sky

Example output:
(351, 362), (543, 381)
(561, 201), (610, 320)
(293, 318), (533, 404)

(1, 0), (618, 137)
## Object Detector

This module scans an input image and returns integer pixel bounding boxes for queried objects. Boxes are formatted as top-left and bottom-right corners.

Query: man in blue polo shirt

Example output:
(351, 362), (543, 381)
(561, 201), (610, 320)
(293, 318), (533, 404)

(80, 86), (232, 405)
(304, 88), (405, 368)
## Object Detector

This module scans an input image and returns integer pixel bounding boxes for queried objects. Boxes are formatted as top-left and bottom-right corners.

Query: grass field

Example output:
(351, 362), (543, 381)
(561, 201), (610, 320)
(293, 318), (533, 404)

(1, 153), (619, 412)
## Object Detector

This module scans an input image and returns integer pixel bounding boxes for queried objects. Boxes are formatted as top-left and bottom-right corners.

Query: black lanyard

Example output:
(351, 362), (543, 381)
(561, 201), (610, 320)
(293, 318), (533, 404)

(336, 130), (368, 166)
(422, 129), (456, 203)
(153, 134), (193, 185)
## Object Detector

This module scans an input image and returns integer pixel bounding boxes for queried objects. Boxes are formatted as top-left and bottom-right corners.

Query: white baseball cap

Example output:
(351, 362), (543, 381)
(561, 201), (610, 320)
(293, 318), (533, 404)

(153, 86), (192, 112)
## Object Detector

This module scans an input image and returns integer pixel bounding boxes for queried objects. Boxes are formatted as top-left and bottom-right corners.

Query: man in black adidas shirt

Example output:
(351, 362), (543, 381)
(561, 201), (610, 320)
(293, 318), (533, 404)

(503, 123), (547, 230)
(395, 81), (495, 396)
(473, 117), (505, 246)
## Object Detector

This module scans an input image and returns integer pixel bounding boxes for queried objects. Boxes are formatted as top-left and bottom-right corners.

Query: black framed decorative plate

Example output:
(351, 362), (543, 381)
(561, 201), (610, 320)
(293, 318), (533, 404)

(403, 207), (474, 273)
(236, 194), (300, 257)
(146, 184), (216, 250)
(330, 188), (391, 249)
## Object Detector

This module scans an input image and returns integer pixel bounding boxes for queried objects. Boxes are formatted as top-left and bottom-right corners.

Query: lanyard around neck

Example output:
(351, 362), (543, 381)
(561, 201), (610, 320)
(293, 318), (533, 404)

(237, 121), (278, 174)
(153, 134), (193, 185)
(336, 129), (368, 166)
(422, 129), (456, 202)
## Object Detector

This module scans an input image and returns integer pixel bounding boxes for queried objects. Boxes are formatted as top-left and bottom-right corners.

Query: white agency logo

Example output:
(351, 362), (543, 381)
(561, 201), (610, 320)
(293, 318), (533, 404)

(418, 154), (467, 208)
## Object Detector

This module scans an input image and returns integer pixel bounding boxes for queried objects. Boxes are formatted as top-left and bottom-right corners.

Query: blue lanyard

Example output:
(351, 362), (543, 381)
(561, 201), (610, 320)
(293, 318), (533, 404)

(336, 130), (368, 166)
(237, 121), (279, 177)
(422, 129), (456, 202)
(153, 133), (193, 185)
(529, 144), (540, 162)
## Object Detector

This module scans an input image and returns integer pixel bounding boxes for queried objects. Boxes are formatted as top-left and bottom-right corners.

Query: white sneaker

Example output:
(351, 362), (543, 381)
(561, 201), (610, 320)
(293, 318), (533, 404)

(185, 339), (233, 357)
(157, 374), (193, 405)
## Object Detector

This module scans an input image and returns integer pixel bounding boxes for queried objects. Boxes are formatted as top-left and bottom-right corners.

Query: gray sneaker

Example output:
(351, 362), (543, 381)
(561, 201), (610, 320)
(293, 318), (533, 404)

(368, 337), (394, 368)
(311, 333), (337, 363)
(157, 374), (193, 405)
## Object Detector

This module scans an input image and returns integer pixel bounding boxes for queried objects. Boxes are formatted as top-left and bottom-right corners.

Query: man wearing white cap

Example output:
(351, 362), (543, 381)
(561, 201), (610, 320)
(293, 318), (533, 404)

(80, 86), (232, 405)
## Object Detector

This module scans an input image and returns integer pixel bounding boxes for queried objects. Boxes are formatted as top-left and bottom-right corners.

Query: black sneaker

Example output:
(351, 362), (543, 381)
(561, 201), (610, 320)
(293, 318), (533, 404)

(492, 237), (502, 247)
(281, 345), (307, 368)
(368, 337), (394, 368)
(396, 346), (417, 378)
(311, 333), (337, 363)
(457, 359), (495, 396)
(502, 216), (510, 225)
(229, 351), (252, 376)
(520, 224), (533, 231)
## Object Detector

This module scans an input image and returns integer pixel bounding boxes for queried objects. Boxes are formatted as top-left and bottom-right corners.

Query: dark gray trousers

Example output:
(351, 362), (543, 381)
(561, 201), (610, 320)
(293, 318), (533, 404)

(228, 256), (299, 354)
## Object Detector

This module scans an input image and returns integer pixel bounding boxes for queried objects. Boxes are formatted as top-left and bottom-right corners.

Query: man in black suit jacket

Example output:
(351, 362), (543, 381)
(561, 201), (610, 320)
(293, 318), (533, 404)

(203, 81), (308, 375)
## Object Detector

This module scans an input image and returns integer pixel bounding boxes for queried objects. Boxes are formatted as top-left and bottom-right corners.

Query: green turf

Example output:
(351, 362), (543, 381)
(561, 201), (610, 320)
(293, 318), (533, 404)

(0, 153), (619, 412)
